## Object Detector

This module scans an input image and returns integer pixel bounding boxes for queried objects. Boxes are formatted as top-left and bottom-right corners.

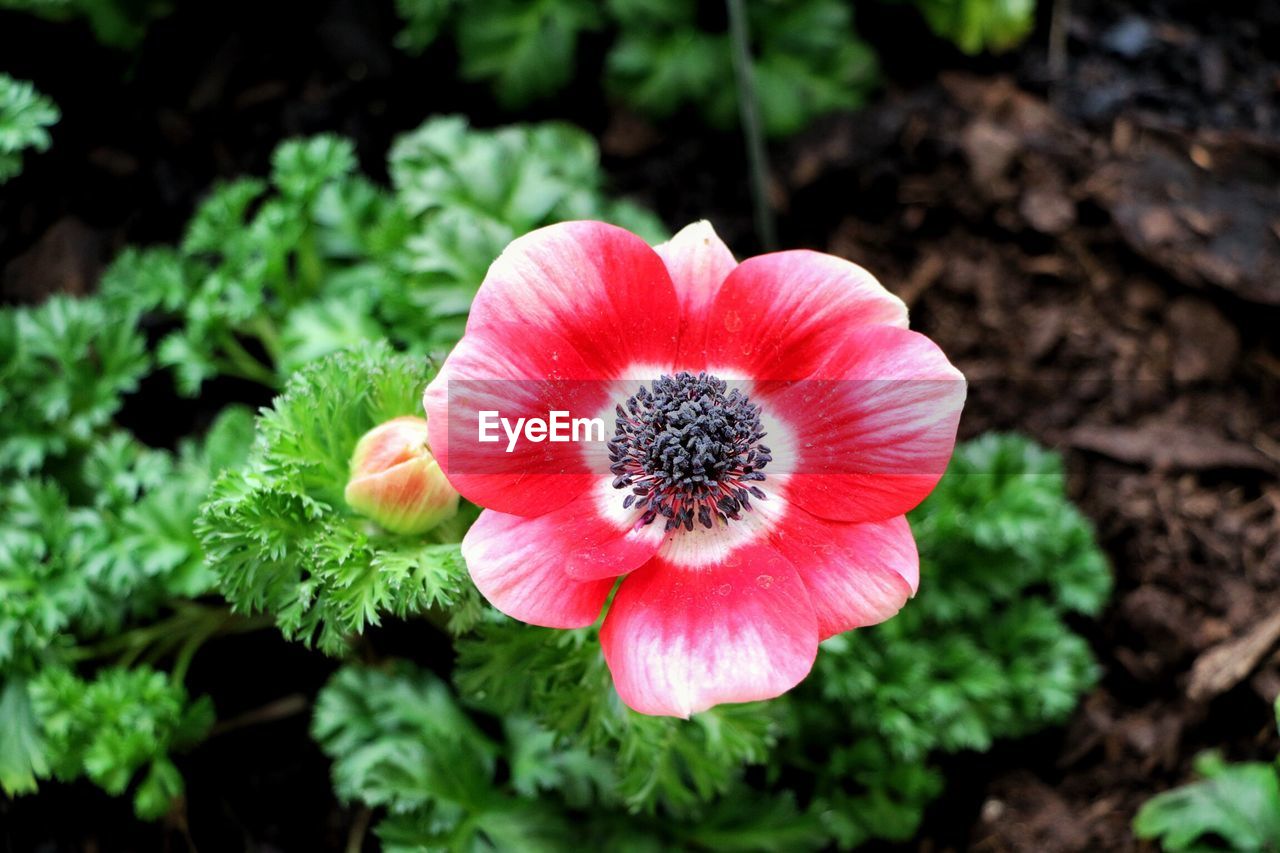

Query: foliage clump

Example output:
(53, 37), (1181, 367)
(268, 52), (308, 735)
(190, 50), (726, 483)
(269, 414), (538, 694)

(99, 118), (661, 395)
(30, 665), (213, 819)
(393, 0), (1038, 135)
(2, 84), (1095, 841)
(791, 433), (1110, 844)
(0, 405), (253, 812)
(0, 296), (148, 474)
(395, 0), (878, 138)
(0, 0), (168, 48)
(912, 0), (1037, 55)
(0, 113), (658, 823)
(312, 433), (1111, 848)
(199, 344), (483, 655)
(0, 73), (58, 183)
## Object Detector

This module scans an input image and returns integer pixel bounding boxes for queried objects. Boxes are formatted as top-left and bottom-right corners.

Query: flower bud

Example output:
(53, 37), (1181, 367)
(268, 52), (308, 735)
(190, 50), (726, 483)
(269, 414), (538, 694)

(344, 416), (459, 535)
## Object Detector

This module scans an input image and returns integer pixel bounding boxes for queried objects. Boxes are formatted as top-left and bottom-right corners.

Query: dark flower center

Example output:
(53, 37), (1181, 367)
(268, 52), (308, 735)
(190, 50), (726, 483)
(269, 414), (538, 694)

(608, 371), (770, 532)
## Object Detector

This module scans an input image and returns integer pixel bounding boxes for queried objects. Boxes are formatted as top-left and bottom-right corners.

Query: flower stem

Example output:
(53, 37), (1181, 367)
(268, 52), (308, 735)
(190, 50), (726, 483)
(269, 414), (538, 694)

(218, 333), (279, 388)
(726, 0), (777, 251)
(70, 603), (274, 683)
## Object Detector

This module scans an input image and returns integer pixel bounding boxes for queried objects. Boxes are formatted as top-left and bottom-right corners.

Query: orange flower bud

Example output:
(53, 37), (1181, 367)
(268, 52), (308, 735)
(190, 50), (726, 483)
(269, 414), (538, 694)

(344, 416), (459, 535)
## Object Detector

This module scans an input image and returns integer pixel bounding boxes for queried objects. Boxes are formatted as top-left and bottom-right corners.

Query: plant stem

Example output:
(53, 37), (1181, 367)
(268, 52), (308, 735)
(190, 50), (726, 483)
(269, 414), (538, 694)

(208, 693), (309, 738)
(726, 0), (777, 251)
(345, 806), (372, 853)
(70, 604), (274, 681)
(249, 315), (284, 363)
(218, 333), (279, 388)
(1048, 0), (1070, 80)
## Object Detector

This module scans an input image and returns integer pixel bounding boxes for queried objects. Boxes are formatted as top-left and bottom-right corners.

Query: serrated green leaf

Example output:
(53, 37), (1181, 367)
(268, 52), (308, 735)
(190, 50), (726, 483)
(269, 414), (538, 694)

(456, 0), (603, 106)
(0, 74), (58, 183)
(1134, 751), (1280, 851)
(394, 0), (454, 52)
(0, 679), (49, 795)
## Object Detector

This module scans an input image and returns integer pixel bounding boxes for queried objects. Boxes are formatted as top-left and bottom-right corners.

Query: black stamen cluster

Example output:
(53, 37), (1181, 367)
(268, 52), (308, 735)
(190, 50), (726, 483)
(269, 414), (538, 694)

(608, 372), (770, 532)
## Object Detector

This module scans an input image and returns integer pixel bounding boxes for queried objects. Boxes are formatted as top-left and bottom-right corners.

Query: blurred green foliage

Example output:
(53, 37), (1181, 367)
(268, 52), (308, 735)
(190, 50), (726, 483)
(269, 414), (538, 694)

(0, 74), (58, 184)
(397, 0), (879, 137)
(3, 0), (1038, 144)
(1134, 700), (1280, 852)
(395, 0), (1038, 136)
(0, 0), (167, 48)
(912, 0), (1038, 55)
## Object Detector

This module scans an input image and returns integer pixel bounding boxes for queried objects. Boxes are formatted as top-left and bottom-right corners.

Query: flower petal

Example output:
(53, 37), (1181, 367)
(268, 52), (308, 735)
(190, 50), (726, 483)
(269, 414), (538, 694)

(703, 250), (908, 378)
(768, 510), (917, 639)
(757, 325), (966, 522)
(461, 508), (621, 628)
(424, 329), (605, 517)
(468, 221), (681, 377)
(600, 540), (818, 717)
(655, 221), (737, 362)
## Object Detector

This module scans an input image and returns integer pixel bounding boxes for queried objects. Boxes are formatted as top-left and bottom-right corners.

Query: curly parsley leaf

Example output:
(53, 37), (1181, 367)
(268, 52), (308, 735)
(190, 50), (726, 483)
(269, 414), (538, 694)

(0, 73), (58, 183)
(0, 296), (149, 475)
(456, 0), (603, 106)
(30, 665), (212, 819)
(98, 118), (659, 394)
(199, 344), (480, 655)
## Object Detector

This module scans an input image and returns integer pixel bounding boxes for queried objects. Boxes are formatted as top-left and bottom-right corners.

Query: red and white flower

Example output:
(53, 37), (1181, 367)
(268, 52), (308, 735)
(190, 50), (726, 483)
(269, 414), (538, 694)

(424, 220), (965, 717)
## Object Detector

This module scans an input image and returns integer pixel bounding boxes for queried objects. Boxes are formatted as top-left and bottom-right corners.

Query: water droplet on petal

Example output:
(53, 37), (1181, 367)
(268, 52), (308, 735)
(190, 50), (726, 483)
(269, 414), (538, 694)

(717, 583), (732, 596)
(756, 574), (773, 589)
(723, 311), (743, 332)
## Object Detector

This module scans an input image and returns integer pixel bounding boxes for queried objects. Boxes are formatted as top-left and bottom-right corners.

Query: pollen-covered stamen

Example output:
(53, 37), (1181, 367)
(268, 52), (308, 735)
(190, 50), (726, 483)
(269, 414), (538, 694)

(608, 372), (771, 532)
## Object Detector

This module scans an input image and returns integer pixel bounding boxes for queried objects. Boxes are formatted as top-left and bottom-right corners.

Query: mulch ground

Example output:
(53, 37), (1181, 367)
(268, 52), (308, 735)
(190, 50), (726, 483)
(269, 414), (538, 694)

(2, 0), (1279, 849)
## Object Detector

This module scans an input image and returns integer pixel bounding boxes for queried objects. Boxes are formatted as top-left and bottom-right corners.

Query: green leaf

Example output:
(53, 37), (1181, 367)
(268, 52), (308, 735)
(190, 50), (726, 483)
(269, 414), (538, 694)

(180, 178), (268, 256)
(0, 74), (58, 183)
(603, 0), (879, 137)
(133, 757), (183, 820)
(313, 663), (498, 813)
(198, 344), (477, 654)
(30, 666), (211, 820)
(455, 0), (603, 106)
(679, 791), (827, 851)
(454, 621), (779, 815)
(278, 294), (385, 375)
(605, 26), (725, 119)
(1134, 752), (1280, 851)
(0, 679), (49, 795)
(394, 0), (454, 53)
(384, 115), (663, 354)
(748, 0), (878, 137)
(0, 296), (149, 474)
(912, 0), (1037, 55)
(271, 135), (359, 202)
